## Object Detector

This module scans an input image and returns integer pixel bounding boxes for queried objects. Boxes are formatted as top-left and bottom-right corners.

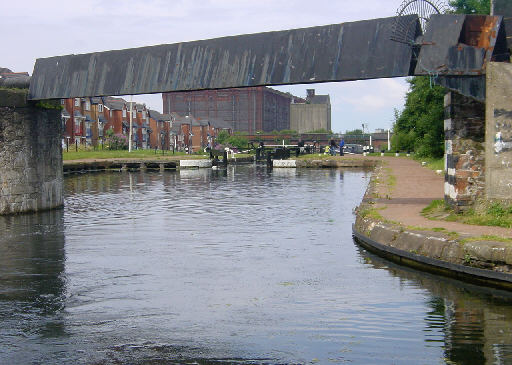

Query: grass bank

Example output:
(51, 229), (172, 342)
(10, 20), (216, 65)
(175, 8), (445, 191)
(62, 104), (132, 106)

(422, 200), (512, 229)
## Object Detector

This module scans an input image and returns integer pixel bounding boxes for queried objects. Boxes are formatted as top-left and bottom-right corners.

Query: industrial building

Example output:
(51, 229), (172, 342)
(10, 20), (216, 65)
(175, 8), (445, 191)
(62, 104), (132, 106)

(162, 87), (299, 134)
(290, 89), (331, 134)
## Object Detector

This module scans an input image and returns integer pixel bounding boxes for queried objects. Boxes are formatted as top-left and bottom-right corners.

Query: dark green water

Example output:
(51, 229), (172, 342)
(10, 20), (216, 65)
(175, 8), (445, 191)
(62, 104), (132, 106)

(1, 165), (511, 364)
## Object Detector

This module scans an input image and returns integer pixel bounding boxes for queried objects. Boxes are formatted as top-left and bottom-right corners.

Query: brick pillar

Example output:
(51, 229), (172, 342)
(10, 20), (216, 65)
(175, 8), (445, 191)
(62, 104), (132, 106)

(444, 91), (486, 212)
(0, 89), (63, 215)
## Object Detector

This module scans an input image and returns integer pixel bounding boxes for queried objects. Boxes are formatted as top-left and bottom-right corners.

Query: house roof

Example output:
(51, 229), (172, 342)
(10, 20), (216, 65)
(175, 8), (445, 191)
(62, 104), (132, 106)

(103, 96), (127, 110)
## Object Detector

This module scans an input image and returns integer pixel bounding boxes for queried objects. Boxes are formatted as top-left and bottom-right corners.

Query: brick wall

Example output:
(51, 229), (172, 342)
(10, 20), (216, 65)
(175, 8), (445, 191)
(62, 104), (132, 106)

(444, 91), (486, 211)
(162, 87), (291, 133)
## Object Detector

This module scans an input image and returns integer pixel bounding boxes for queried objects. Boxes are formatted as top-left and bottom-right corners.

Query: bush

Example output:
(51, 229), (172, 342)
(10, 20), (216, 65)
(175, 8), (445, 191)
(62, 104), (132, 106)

(105, 129), (128, 150)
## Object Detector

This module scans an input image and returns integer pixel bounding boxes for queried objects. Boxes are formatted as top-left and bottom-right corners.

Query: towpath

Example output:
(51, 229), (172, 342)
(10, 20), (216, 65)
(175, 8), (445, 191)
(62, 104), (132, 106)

(369, 156), (512, 238)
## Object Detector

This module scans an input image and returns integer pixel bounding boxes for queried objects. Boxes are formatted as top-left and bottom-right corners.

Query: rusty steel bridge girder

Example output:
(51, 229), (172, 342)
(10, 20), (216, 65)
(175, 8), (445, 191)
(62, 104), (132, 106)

(28, 14), (509, 101)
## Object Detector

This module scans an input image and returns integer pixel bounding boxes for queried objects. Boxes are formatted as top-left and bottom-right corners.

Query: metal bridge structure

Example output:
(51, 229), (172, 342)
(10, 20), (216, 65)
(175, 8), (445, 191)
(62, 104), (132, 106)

(27, 13), (510, 103)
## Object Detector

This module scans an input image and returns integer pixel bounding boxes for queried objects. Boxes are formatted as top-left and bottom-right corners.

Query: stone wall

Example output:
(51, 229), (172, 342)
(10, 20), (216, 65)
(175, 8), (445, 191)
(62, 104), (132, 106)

(0, 89), (63, 214)
(485, 62), (512, 203)
(444, 92), (486, 211)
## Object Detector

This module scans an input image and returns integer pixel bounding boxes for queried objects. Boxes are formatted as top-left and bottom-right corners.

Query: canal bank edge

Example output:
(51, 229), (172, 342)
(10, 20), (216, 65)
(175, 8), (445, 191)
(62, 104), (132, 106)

(353, 164), (512, 291)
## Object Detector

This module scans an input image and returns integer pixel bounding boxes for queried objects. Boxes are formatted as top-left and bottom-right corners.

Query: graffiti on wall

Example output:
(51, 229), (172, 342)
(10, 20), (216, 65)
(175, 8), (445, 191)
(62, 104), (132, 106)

(493, 109), (512, 154)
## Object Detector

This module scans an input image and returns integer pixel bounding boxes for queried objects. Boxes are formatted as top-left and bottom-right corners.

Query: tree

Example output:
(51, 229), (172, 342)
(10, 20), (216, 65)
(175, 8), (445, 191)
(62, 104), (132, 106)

(449, 0), (490, 14)
(215, 130), (230, 145)
(344, 129), (364, 135)
(392, 77), (445, 157)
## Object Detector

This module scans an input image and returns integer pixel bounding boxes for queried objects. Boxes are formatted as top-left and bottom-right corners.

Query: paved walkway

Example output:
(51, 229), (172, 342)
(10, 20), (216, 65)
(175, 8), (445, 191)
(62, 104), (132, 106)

(367, 156), (512, 238)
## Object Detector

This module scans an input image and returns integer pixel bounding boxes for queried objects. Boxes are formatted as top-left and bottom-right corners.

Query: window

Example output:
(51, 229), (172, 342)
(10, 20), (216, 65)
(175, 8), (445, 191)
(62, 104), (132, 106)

(142, 111), (146, 119)
(98, 104), (103, 113)
(132, 110), (136, 118)
(61, 99), (65, 105)
(74, 98), (80, 107)
(122, 109), (127, 118)
(74, 119), (81, 134)
(85, 101), (91, 111)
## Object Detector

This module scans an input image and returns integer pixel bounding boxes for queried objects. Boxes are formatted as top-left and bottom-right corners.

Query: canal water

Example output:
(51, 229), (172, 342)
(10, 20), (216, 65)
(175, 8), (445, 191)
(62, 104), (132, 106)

(1, 165), (512, 364)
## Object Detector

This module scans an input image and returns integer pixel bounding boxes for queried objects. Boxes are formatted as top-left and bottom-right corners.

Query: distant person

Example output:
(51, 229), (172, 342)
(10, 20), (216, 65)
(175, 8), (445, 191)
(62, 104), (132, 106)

(339, 138), (345, 156)
(329, 139), (336, 156)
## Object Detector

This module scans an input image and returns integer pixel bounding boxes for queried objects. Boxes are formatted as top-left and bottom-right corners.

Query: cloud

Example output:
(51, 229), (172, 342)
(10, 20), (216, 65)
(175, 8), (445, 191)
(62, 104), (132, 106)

(338, 79), (409, 112)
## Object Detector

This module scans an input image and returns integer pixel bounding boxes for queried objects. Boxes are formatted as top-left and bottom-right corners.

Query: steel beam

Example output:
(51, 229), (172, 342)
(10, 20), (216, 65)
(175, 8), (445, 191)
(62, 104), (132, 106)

(29, 16), (419, 100)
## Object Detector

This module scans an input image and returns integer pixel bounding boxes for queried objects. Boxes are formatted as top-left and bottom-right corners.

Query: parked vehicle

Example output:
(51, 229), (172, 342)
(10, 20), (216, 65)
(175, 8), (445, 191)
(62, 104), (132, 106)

(344, 144), (364, 154)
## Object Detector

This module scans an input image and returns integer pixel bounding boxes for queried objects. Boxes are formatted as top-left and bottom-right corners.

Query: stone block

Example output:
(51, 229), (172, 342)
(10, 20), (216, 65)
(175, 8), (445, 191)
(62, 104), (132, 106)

(273, 160), (297, 168)
(179, 159), (212, 168)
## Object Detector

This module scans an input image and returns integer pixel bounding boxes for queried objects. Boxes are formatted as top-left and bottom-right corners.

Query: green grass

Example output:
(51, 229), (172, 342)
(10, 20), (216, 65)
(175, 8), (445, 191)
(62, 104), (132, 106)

(460, 235), (512, 244)
(63, 148), (254, 161)
(422, 199), (512, 229)
(64, 149), (192, 161)
(413, 156), (444, 171)
(358, 206), (386, 220)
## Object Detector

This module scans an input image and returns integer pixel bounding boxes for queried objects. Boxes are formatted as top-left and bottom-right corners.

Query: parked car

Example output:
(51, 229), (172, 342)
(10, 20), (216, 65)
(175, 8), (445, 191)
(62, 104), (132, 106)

(344, 144), (364, 154)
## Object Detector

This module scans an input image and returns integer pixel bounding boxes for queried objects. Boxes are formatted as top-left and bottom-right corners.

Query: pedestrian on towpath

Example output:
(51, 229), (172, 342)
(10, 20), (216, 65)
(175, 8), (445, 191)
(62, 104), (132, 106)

(339, 138), (345, 156)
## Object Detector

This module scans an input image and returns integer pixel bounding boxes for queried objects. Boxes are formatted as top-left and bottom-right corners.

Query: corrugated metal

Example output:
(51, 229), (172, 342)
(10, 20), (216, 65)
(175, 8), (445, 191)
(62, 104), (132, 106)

(29, 16), (419, 100)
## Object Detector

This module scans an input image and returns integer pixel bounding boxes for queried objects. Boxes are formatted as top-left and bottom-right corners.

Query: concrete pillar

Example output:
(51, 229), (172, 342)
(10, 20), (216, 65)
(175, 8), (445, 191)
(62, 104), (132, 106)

(444, 91), (486, 212)
(485, 62), (512, 203)
(0, 88), (63, 215)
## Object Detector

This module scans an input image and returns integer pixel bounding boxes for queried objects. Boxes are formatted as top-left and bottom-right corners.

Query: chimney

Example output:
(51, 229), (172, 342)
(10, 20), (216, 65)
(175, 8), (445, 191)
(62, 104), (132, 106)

(306, 89), (315, 99)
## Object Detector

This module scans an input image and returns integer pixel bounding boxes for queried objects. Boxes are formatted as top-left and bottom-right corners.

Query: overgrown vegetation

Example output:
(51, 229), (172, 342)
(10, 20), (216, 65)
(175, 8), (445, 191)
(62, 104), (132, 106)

(392, 77), (446, 158)
(422, 200), (512, 228)
(35, 101), (63, 110)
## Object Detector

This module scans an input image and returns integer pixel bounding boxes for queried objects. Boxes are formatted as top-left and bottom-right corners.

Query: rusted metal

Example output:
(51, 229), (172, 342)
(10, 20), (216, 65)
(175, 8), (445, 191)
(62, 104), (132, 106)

(29, 16), (420, 100)
(415, 14), (509, 77)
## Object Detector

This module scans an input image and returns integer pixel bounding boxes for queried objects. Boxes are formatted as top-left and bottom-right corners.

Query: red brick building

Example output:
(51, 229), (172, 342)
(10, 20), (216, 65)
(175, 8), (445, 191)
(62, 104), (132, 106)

(162, 87), (296, 134)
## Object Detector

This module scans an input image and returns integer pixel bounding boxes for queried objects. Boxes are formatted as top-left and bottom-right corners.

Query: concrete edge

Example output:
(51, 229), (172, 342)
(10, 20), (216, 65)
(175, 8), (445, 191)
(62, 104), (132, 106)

(352, 164), (512, 290)
(352, 225), (512, 291)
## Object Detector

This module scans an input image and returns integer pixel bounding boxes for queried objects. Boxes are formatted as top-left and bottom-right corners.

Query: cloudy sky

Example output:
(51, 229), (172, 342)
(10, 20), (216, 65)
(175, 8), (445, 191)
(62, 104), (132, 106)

(3, 0), (414, 133)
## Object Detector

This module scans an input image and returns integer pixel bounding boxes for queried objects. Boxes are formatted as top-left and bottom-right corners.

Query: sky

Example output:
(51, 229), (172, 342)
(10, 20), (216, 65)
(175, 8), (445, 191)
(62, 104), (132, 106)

(2, 0), (414, 133)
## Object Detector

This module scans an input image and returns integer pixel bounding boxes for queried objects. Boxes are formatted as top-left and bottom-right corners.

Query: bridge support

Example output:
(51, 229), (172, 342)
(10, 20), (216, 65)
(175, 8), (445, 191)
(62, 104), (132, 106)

(485, 62), (512, 203)
(444, 91), (486, 211)
(444, 62), (512, 211)
(0, 88), (63, 215)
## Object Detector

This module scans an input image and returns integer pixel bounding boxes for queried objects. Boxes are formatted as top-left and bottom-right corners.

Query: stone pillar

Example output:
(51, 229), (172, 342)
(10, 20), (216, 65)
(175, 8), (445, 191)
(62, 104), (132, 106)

(0, 88), (63, 215)
(444, 91), (486, 212)
(485, 62), (512, 203)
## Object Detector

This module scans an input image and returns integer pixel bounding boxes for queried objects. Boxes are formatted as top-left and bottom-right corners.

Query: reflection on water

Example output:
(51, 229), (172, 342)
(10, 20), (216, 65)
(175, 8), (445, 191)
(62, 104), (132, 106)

(1, 165), (511, 364)
(357, 247), (512, 364)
